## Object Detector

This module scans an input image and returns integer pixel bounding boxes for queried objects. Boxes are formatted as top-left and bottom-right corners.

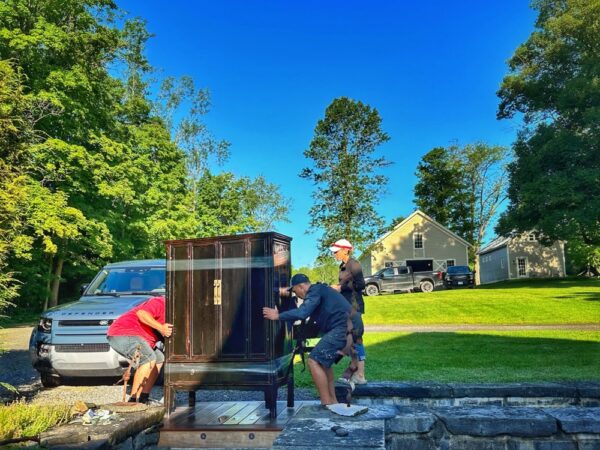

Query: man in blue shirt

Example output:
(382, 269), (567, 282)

(263, 273), (351, 406)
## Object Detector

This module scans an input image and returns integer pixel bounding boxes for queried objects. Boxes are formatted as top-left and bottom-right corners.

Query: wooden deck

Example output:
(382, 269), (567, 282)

(159, 400), (312, 448)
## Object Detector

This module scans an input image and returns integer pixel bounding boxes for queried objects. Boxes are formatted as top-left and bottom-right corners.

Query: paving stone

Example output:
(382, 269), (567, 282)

(386, 406), (437, 433)
(569, 382), (600, 399)
(434, 406), (557, 437)
(447, 436), (508, 450)
(386, 435), (437, 450)
(449, 383), (577, 399)
(272, 406), (385, 449)
(506, 439), (577, 450)
(49, 439), (109, 450)
(545, 407), (600, 433)
(577, 438), (600, 450)
(351, 382), (452, 399)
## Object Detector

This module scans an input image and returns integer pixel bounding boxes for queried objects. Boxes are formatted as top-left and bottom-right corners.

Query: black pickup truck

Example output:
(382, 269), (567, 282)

(363, 266), (443, 296)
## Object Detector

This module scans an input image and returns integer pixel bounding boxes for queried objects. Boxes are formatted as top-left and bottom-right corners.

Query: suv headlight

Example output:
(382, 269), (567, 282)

(38, 317), (52, 333)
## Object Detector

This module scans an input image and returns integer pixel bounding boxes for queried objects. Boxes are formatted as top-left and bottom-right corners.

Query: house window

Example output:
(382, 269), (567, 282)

(446, 260), (455, 268)
(527, 233), (537, 242)
(517, 257), (527, 277)
(413, 233), (423, 249)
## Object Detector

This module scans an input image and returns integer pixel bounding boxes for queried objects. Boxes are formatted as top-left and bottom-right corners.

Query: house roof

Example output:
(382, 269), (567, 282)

(368, 209), (473, 251)
(478, 236), (511, 255)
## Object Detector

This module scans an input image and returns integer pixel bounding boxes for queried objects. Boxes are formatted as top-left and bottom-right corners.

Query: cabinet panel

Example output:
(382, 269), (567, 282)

(191, 243), (218, 358)
(170, 245), (189, 357)
(220, 240), (247, 358)
(249, 239), (267, 356)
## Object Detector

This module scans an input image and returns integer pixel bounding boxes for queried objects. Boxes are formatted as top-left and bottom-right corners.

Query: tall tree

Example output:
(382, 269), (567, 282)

(301, 97), (391, 255)
(413, 147), (467, 235)
(413, 143), (509, 264)
(496, 0), (600, 247)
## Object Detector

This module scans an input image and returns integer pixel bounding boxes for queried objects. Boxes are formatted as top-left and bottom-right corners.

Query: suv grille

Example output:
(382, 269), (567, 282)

(55, 343), (110, 353)
(58, 320), (113, 327)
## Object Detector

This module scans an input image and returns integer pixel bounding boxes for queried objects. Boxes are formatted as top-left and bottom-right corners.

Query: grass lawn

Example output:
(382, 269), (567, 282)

(366, 278), (600, 325)
(293, 330), (600, 387)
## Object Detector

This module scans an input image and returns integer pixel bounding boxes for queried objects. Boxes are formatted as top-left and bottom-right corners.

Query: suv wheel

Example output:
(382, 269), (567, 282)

(41, 373), (62, 388)
(365, 284), (380, 296)
(419, 280), (434, 293)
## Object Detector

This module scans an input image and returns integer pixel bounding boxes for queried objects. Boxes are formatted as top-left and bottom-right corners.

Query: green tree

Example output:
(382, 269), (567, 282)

(413, 143), (509, 258)
(413, 147), (467, 235)
(301, 97), (391, 256)
(496, 0), (600, 248)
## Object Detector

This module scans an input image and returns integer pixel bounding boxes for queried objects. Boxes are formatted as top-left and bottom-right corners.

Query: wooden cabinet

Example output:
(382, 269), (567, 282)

(164, 233), (294, 417)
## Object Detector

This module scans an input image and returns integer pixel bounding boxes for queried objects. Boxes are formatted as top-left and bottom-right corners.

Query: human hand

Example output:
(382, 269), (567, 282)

(161, 323), (173, 337)
(279, 287), (290, 297)
(331, 284), (341, 292)
(263, 307), (279, 320)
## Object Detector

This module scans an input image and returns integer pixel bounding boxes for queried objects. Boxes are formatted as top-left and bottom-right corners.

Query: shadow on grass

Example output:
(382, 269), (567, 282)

(295, 332), (600, 386)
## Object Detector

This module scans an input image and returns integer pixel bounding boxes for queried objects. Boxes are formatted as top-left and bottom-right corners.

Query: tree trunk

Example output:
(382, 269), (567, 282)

(42, 256), (54, 311)
(49, 256), (64, 308)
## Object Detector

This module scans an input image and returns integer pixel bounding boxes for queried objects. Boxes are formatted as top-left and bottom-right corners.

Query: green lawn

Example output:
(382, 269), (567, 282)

(366, 278), (600, 325)
(294, 330), (600, 386)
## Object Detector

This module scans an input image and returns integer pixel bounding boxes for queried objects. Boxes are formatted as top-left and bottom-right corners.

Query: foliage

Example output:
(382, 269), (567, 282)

(293, 258), (340, 285)
(300, 97), (391, 257)
(0, 401), (72, 441)
(565, 238), (600, 275)
(0, 0), (290, 314)
(496, 0), (600, 246)
(414, 143), (509, 255)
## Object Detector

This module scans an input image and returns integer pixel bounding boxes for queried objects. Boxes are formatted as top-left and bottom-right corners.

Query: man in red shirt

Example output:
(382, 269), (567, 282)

(107, 296), (173, 403)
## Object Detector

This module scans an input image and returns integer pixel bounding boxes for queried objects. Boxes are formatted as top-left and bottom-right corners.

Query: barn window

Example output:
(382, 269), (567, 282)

(413, 233), (423, 249)
(527, 233), (537, 242)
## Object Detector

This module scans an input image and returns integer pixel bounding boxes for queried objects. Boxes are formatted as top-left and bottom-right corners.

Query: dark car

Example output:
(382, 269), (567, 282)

(443, 265), (474, 289)
(363, 265), (443, 296)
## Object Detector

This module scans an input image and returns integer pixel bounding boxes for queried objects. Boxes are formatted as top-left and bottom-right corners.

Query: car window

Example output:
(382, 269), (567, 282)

(447, 266), (471, 274)
(85, 267), (166, 295)
(383, 268), (394, 276)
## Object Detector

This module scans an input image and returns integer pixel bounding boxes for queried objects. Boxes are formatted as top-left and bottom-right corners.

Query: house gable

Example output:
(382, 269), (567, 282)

(360, 210), (471, 274)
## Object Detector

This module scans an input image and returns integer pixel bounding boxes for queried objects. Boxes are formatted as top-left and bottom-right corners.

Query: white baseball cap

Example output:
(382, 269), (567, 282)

(329, 239), (353, 253)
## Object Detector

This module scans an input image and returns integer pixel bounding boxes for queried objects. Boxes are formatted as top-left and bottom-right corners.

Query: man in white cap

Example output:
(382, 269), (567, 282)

(330, 238), (368, 384)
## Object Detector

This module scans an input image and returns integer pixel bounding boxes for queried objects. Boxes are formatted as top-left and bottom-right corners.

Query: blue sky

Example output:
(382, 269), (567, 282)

(119, 1), (536, 268)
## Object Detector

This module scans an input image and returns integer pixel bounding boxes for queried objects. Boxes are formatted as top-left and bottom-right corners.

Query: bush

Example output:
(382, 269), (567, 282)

(0, 401), (71, 442)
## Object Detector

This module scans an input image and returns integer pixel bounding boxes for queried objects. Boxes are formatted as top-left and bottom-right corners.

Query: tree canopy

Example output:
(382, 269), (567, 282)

(0, 0), (289, 312)
(300, 97), (391, 257)
(496, 0), (600, 250)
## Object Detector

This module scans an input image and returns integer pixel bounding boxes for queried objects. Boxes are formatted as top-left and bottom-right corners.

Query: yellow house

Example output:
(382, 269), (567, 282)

(359, 210), (472, 275)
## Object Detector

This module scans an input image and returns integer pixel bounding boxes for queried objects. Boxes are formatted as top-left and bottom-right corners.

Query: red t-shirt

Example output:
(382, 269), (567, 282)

(107, 296), (165, 348)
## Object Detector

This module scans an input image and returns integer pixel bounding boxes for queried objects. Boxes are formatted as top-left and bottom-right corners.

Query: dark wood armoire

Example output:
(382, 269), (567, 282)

(164, 232), (294, 418)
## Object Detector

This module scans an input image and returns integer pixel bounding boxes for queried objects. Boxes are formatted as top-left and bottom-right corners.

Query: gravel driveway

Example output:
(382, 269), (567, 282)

(0, 326), (317, 406)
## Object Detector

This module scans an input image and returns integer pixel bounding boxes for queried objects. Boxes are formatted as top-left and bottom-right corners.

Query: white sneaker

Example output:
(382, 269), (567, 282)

(350, 374), (367, 384)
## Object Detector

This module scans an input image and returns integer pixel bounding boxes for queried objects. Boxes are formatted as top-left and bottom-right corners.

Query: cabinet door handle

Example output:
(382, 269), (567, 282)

(213, 279), (222, 305)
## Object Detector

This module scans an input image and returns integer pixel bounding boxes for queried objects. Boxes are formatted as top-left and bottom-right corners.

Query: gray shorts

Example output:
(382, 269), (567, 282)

(107, 335), (164, 367)
(309, 326), (347, 369)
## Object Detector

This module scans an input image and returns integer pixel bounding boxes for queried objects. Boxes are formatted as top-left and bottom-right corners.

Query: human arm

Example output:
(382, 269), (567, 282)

(339, 260), (365, 293)
(263, 287), (320, 322)
(136, 309), (173, 337)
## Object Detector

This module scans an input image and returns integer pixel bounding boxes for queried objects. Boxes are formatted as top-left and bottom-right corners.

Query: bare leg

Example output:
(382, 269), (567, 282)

(325, 367), (337, 402)
(142, 362), (162, 394)
(356, 360), (366, 379)
(131, 361), (155, 399)
(308, 358), (334, 405)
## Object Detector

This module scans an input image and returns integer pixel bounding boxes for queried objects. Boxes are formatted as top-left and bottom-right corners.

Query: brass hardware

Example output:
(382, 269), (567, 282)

(213, 279), (222, 305)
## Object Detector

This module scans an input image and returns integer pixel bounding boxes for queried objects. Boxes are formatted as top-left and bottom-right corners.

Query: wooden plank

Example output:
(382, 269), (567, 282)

(163, 402), (222, 428)
(221, 401), (262, 425)
(159, 429), (280, 448)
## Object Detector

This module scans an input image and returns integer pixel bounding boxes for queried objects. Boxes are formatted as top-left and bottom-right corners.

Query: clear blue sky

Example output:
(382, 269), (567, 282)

(119, 0), (536, 268)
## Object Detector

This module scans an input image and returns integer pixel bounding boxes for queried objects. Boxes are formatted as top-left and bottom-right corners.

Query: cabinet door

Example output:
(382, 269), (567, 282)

(249, 238), (267, 357)
(191, 243), (219, 358)
(168, 244), (190, 358)
(220, 239), (248, 358)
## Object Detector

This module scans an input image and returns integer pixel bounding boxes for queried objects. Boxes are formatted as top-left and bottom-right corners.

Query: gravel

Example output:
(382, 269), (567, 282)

(1, 326), (318, 406)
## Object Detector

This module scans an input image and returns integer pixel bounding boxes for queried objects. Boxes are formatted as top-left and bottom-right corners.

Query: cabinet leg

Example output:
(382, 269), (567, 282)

(188, 391), (196, 408)
(287, 373), (295, 408)
(165, 386), (175, 416)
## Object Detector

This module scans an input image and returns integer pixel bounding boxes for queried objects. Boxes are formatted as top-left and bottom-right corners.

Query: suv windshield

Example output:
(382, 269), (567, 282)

(84, 266), (166, 296)
(447, 266), (471, 274)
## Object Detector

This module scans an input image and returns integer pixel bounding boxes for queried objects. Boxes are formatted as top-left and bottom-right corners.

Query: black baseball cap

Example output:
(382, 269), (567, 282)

(288, 273), (310, 291)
